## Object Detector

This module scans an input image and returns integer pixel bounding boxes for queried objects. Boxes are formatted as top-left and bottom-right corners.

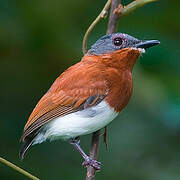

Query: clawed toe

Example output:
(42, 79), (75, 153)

(82, 157), (101, 170)
(69, 138), (102, 171)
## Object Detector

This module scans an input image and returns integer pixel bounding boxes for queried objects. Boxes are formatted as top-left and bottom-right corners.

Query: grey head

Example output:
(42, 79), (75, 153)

(88, 33), (160, 55)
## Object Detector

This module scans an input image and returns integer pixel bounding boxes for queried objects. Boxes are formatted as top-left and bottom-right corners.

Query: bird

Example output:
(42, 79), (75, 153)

(20, 32), (160, 170)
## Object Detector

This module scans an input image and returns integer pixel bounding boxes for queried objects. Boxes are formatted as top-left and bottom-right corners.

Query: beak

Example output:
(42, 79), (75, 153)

(135, 40), (160, 49)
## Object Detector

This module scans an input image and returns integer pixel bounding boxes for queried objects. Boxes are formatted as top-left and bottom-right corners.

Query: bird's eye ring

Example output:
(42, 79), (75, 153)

(113, 37), (123, 46)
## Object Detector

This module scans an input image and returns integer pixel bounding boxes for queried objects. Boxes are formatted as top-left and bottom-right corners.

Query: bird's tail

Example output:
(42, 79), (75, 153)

(19, 135), (35, 160)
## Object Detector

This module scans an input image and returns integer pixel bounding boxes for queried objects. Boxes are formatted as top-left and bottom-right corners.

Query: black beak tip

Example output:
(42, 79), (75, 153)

(136, 40), (160, 49)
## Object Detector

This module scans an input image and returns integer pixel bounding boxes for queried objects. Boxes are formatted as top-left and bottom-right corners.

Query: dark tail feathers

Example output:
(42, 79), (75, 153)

(19, 136), (34, 160)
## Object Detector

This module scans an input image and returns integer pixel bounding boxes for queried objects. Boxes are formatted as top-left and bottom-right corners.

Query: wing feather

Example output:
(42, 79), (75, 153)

(21, 60), (108, 142)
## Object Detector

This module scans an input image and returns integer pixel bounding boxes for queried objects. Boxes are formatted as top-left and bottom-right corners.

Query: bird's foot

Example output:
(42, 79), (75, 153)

(82, 157), (101, 170)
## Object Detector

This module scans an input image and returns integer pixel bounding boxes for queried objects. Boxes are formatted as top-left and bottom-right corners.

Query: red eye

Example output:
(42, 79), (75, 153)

(113, 37), (122, 46)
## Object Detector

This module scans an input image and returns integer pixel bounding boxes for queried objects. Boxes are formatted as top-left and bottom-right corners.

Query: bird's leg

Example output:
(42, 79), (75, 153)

(68, 137), (101, 170)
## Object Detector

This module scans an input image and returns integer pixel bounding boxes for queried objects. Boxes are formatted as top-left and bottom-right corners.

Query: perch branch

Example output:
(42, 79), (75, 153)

(0, 157), (40, 180)
(86, 130), (101, 180)
(85, 1), (121, 180)
(84, 0), (158, 180)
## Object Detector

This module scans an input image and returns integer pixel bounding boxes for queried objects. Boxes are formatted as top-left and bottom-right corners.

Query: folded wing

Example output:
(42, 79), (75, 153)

(21, 60), (108, 142)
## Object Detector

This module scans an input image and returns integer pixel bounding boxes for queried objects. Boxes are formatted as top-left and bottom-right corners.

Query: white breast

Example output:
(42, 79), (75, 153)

(33, 100), (118, 145)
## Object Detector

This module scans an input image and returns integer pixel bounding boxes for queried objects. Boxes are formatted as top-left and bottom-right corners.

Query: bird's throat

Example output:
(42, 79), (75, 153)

(100, 48), (141, 71)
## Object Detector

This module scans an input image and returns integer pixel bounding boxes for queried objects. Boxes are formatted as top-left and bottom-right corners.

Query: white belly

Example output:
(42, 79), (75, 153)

(33, 100), (118, 144)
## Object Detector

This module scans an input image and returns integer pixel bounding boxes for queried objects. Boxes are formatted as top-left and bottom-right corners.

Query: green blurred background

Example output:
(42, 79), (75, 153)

(0, 0), (180, 179)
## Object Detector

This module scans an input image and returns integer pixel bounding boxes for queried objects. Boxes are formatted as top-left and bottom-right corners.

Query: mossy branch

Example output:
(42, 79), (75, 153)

(0, 157), (40, 180)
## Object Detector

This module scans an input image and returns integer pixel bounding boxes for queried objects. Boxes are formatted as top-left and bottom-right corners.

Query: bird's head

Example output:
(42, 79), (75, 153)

(88, 33), (160, 55)
(87, 33), (160, 70)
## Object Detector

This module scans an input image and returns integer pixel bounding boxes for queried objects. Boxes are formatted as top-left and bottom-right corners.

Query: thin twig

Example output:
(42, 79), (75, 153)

(120, 0), (158, 16)
(0, 157), (40, 180)
(86, 130), (101, 180)
(82, 0), (112, 54)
